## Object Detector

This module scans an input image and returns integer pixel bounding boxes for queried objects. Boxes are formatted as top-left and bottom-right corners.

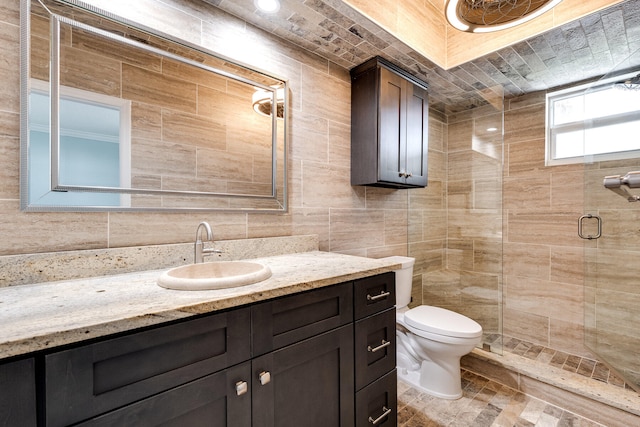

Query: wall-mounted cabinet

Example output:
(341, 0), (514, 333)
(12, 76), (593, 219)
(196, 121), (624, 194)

(351, 57), (429, 189)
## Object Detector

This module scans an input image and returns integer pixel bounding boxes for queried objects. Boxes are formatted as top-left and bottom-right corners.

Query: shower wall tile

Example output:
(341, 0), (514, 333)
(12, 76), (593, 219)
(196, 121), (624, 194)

(503, 242), (550, 280)
(550, 246), (584, 286)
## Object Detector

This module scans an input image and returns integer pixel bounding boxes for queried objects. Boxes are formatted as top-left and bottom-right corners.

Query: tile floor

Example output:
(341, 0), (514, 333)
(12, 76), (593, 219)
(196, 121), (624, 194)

(397, 370), (605, 427)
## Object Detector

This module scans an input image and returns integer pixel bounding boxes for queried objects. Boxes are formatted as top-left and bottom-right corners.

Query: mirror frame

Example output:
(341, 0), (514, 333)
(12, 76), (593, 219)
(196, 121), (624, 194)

(20, 0), (288, 212)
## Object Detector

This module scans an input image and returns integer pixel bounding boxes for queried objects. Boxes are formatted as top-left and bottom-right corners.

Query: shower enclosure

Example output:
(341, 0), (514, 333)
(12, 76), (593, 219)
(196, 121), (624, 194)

(582, 48), (640, 393)
(409, 87), (504, 355)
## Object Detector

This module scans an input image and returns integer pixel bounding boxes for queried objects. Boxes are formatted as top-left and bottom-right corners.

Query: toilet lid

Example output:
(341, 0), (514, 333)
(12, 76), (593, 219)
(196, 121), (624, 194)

(404, 306), (482, 339)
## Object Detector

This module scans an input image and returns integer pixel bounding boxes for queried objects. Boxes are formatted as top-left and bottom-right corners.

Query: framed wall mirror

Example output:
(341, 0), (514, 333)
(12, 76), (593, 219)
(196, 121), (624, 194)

(21, 0), (288, 212)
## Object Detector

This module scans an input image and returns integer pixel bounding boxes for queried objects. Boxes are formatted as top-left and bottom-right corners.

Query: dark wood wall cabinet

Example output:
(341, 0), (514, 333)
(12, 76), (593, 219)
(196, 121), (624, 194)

(0, 273), (396, 427)
(351, 56), (429, 189)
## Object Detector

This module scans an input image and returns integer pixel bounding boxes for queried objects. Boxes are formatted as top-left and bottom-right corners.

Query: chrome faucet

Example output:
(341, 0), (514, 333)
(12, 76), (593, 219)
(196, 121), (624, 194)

(194, 221), (220, 263)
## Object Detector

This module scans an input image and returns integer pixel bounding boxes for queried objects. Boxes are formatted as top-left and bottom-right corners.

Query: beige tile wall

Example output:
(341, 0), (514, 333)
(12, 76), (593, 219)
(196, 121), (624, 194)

(0, 0), (409, 259)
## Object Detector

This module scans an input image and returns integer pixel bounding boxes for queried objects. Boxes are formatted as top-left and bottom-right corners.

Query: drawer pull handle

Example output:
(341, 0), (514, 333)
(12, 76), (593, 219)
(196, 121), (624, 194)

(368, 406), (391, 425)
(367, 290), (390, 301)
(259, 371), (271, 386)
(367, 339), (391, 353)
(235, 380), (248, 396)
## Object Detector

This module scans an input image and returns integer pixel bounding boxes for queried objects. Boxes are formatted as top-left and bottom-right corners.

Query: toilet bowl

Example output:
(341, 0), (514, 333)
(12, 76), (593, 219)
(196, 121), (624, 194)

(383, 256), (483, 400)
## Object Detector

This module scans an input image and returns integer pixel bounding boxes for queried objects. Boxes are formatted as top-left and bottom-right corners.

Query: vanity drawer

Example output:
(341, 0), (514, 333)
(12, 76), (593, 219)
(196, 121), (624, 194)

(0, 357), (36, 427)
(355, 369), (397, 427)
(354, 307), (396, 391)
(252, 282), (353, 356)
(45, 308), (251, 427)
(354, 272), (395, 320)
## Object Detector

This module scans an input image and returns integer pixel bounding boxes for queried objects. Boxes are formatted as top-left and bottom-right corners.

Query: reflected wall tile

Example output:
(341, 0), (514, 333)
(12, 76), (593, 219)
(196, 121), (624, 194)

(123, 64), (197, 114)
(131, 138), (197, 177)
(131, 102), (162, 140)
(162, 110), (226, 150)
(61, 45), (121, 97)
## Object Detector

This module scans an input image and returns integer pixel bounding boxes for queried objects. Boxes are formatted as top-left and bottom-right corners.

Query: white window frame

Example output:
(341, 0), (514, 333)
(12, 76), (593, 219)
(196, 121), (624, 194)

(546, 72), (640, 166)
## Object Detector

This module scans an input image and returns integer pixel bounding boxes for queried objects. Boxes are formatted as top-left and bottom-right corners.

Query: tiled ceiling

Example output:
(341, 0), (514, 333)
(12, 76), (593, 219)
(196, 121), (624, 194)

(207, 0), (640, 113)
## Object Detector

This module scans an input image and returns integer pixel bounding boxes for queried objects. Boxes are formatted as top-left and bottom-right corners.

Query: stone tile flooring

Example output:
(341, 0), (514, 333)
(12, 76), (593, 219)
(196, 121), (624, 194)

(397, 370), (605, 427)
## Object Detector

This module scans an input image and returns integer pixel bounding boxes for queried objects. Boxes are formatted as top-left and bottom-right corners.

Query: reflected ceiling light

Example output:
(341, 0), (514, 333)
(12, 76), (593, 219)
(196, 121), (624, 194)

(252, 86), (285, 118)
(255, 0), (280, 13)
(445, 0), (564, 33)
(487, 127), (498, 132)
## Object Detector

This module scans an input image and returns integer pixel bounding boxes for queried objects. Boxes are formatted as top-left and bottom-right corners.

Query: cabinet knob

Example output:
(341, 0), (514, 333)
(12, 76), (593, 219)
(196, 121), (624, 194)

(235, 380), (248, 396)
(368, 406), (392, 425)
(258, 371), (271, 385)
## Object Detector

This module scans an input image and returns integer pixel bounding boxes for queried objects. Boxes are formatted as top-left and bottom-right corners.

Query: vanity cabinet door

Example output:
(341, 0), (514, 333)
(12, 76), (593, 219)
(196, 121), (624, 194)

(0, 358), (37, 427)
(252, 324), (355, 427)
(45, 308), (251, 427)
(77, 362), (251, 427)
(251, 282), (353, 356)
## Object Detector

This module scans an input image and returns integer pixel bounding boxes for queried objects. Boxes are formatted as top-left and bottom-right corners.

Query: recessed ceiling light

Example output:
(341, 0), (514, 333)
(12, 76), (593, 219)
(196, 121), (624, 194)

(255, 0), (280, 13)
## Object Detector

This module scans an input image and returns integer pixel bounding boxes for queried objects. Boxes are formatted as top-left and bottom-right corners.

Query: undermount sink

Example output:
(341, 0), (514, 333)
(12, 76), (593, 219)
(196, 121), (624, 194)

(157, 261), (272, 290)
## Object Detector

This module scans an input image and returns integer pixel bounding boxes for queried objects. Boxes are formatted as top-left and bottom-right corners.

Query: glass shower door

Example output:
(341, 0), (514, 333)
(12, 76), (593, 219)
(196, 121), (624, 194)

(583, 50), (640, 393)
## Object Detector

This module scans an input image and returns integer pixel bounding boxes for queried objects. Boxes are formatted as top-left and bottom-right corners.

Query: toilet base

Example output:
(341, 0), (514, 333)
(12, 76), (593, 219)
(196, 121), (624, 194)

(397, 367), (462, 400)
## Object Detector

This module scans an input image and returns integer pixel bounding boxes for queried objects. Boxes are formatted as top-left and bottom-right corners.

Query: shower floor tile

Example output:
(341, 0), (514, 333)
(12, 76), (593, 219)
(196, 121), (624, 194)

(397, 370), (606, 427)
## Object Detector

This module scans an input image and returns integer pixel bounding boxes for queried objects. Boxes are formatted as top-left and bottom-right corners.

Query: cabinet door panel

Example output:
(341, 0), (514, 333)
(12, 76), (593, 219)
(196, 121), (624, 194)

(378, 67), (404, 184)
(45, 308), (251, 427)
(0, 358), (36, 427)
(252, 325), (355, 427)
(405, 83), (428, 187)
(355, 370), (397, 427)
(78, 362), (252, 427)
(355, 308), (396, 391)
(252, 282), (353, 356)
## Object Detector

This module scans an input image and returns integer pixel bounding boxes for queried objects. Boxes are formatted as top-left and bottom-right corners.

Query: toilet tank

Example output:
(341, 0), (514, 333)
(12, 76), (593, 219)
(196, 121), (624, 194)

(380, 256), (415, 308)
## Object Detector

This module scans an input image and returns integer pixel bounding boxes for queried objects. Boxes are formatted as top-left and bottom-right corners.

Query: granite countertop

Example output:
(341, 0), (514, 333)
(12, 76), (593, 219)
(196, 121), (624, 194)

(0, 251), (401, 360)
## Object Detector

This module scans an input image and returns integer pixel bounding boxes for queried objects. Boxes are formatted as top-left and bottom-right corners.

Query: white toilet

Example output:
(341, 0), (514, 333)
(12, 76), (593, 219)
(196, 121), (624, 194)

(384, 256), (483, 400)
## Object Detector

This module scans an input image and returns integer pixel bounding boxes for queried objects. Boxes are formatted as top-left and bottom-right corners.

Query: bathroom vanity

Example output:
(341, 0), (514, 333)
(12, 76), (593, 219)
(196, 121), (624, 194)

(0, 251), (399, 426)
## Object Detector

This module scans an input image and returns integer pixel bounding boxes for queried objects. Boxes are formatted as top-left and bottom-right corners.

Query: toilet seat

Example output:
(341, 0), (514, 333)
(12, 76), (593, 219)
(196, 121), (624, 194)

(404, 306), (482, 339)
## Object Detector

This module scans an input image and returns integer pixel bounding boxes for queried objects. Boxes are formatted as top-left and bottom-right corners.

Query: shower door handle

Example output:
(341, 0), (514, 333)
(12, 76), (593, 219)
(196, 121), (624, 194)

(578, 214), (602, 240)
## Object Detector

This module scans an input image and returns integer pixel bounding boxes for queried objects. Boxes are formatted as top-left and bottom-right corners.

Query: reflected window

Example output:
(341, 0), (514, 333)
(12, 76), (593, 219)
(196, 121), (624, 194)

(546, 73), (640, 165)
(28, 80), (131, 207)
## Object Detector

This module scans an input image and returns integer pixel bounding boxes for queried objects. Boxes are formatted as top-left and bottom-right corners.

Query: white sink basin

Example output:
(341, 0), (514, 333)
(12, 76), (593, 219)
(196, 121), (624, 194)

(157, 261), (272, 290)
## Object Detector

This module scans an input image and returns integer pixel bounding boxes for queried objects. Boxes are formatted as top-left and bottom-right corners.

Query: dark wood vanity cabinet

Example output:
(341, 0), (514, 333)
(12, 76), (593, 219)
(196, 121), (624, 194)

(5, 273), (396, 426)
(0, 358), (37, 427)
(351, 56), (429, 189)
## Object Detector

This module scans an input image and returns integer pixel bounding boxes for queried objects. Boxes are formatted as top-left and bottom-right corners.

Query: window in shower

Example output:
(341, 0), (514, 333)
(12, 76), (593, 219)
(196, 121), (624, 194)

(546, 72), (640, 166)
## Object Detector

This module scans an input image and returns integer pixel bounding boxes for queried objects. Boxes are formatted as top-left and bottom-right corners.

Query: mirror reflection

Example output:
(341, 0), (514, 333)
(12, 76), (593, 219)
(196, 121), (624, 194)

(22, 0), (287, 211)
